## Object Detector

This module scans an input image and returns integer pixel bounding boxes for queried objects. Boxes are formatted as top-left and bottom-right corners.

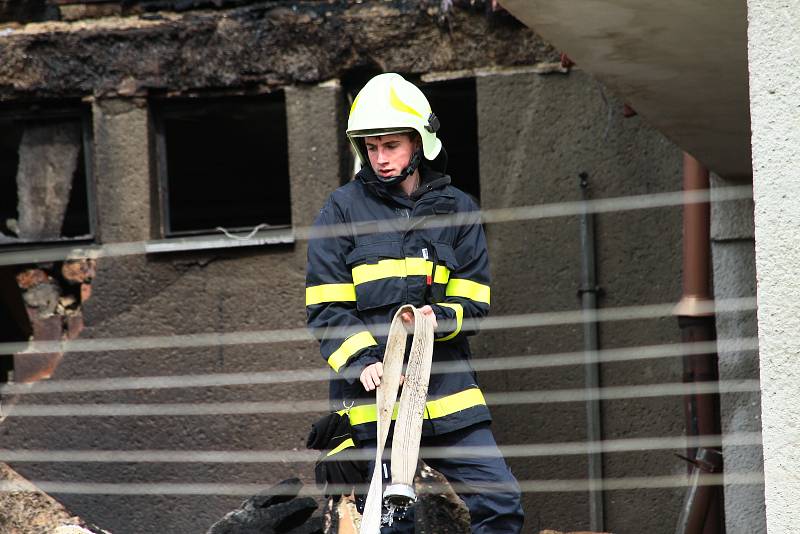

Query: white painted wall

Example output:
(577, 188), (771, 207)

(747, 0), (800, 531)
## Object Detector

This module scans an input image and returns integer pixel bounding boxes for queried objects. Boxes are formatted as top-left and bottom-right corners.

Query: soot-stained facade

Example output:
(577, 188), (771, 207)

(0, 2), (688, 533)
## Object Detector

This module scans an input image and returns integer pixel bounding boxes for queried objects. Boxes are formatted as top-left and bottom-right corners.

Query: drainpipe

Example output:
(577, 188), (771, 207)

(578, 173), (604, 532)
(672, 153), (722, 534)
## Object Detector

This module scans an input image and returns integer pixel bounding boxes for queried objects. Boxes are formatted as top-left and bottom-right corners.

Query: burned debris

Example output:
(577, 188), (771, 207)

(206, 478), (323, 534)
(0, 1), (554, 101)
(7, 258), (95, 383)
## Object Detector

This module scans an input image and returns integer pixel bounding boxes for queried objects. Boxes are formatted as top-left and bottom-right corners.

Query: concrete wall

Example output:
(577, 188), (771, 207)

(710, 173), (765, 534)
(1, 85), (344, 533)
(92, 98), (154, 243)
(1, 71), (690, 533)
(747, 0), (800, 531)
(476, 69), (685, 533)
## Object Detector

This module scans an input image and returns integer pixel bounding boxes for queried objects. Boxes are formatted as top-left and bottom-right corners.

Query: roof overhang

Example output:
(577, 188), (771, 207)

(499, 0), (751, 179)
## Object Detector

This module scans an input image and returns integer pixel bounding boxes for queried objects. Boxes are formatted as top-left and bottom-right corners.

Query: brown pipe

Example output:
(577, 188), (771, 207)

(674, 153), (713, 318)
(673, 152), (722, 534)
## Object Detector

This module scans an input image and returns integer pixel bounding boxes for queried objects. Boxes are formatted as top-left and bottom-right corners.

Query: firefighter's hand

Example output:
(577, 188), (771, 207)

(360, 362), (405, 391)
(360, 362), (383, 392)
(400, 305), (438, 329)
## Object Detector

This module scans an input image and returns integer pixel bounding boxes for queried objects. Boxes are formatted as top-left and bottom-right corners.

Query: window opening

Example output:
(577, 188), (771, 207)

(421, 77), (481, 203)
(154, 94), (291, 237)
(0, 110), (94, 247)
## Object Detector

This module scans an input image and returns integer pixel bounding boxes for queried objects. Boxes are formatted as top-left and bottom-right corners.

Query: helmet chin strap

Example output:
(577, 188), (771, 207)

(375, 149), (422, 186)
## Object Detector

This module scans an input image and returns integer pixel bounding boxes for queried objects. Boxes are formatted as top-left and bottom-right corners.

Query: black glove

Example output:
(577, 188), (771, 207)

(307, 412), (367, 498)
(306, 412), (355, 450)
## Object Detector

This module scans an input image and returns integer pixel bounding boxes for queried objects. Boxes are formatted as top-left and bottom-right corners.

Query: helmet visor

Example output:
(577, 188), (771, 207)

(347, 127), (415, 139)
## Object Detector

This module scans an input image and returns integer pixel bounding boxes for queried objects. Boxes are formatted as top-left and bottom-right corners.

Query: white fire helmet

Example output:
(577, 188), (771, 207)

(347, 73), (442, 174)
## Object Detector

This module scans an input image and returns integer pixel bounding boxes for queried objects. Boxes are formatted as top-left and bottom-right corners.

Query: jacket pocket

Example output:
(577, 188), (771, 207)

(432, 242), (458, 271)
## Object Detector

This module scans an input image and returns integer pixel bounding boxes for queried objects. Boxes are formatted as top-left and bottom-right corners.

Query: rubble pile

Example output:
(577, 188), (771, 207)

(0, 462), (110, 534)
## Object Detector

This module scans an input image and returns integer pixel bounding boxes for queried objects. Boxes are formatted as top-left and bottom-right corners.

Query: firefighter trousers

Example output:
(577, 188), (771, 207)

(356, 421), (524, 533)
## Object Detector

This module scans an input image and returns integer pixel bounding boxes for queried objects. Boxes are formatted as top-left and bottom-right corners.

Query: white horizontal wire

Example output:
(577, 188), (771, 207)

(0, 336), (759, 396)
(0, 379), (761, 418)
(1, 295), (757, 357)
(0, 186), (751, 269)
(0, 471), (767, 497)
(0, 432), (763, 464)
(0, 189), (759, 503)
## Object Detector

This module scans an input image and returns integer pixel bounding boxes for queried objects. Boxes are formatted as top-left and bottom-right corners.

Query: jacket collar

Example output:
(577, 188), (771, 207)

(357, 165), (451, 208)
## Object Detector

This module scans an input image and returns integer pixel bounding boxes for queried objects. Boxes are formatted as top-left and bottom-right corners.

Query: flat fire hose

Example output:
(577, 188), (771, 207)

(360, 305), (435, 534)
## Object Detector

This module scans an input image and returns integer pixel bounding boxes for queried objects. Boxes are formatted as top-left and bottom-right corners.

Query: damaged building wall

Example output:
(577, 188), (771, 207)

(475, 70), (685, 532)
(1, 89), (331, 532)
(0, 1), (557, 99)
(0, 3), (689, 534)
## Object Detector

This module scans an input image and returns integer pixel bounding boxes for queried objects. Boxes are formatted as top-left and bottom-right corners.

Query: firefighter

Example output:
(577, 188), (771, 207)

(305, 73), (523, 533)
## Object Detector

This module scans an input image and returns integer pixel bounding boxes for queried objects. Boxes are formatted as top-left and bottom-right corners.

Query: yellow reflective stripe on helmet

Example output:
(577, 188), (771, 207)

(305, 283), (357, 306)
(349, 93), (361, 116)
(445, 279), (491, 305)
(389, 85), (424, 119)
(328, 331), (378, 373)
(347, 387), (486, 426)
(326, 437), (355, 457)
(351, 258), (450, 286)
(435, 302), (463, 342)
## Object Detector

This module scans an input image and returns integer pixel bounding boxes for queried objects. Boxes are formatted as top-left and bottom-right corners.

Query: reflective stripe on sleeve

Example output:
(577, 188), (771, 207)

(346, 387), (486, 426)
(328, 331), (378, 373)
(351, 258), (450, 286)
(305, 283), (357, 306)
(445, 278), (491, 305)
(435, 302), (463, 342)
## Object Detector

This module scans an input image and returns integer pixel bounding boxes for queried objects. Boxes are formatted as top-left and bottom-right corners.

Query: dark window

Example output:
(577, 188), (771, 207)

(154, 95), (291, 237)
(0, 110), (94, 246)
(422, 78), (481, 202)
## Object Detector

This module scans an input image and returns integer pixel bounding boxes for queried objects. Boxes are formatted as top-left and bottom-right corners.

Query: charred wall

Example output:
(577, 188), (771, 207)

(0, 2), (688, 533)
(0, 1), (557, 99)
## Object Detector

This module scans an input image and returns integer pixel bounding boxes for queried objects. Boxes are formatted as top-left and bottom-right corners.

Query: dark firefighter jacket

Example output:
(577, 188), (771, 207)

(305, 165), (492, 441)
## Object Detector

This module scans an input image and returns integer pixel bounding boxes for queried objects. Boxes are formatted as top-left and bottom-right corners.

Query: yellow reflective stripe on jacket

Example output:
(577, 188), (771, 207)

(445, 278), (491, 305)
(425, 388), (486, 419)
(326, 437), (355, 457)
(305, 283), (356, 306)
(435, 302), (463, 342)
(351, 258), (450, 286)
(347, 388), (486, 426)
(328, 331), (378, 373)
